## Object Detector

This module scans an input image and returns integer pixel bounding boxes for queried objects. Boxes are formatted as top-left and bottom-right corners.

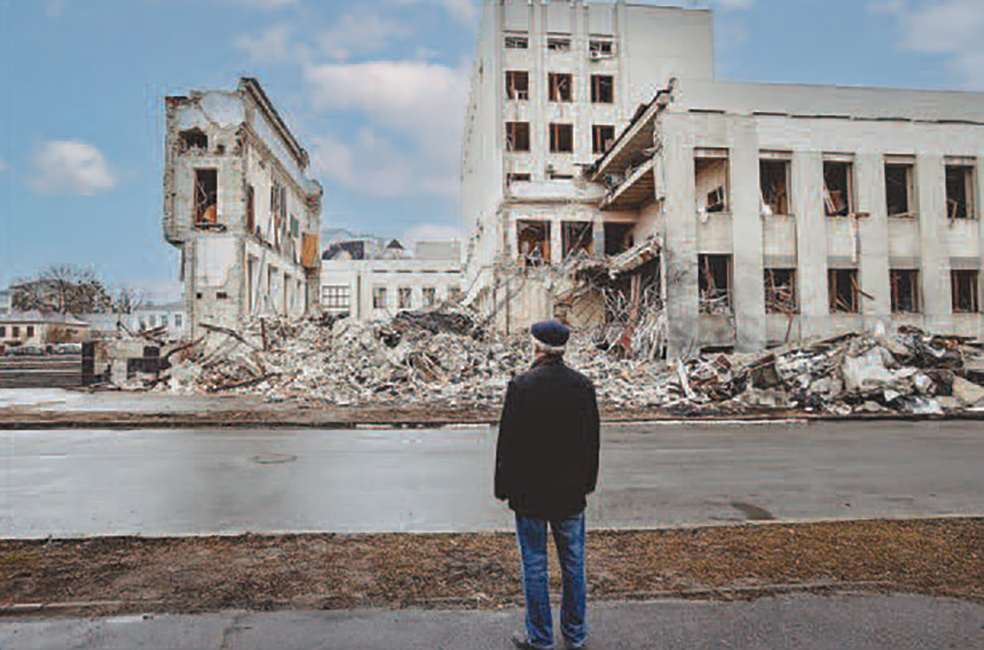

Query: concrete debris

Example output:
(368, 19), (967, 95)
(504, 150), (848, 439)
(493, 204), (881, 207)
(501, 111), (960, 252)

(91, 311), (984, 417)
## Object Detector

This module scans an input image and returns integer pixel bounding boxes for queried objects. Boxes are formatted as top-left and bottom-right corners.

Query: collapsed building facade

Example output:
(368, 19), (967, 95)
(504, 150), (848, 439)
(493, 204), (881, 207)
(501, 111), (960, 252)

(163, 77), (323, 338)
(461, 0), (984, 358)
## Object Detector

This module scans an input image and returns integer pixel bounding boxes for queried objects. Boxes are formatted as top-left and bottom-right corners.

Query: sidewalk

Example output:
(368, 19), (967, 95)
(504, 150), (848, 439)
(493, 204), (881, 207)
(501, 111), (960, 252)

(3, 594), (982, 650)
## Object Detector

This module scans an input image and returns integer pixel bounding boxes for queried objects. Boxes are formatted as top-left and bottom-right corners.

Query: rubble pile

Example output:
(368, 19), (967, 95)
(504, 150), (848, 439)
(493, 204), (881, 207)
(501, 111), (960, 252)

(146, 308), (984, 417)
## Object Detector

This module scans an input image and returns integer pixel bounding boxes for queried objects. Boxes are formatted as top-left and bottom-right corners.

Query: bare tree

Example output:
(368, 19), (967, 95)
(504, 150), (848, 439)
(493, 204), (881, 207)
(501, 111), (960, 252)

(11, 265), (112, 314)
(112, 285), (147, 315)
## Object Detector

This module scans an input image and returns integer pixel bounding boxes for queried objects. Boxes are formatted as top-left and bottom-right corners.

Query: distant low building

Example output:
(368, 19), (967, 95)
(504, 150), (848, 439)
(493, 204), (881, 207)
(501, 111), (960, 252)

(0, 311), (89, 347)
(321, 239), (462, 321)
(85, 301), (190, 339)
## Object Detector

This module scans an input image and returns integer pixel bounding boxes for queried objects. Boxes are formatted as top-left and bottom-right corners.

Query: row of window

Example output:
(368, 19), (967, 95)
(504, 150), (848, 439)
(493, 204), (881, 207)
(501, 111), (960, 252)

(0, 325), (35, 339)
(506, 122), (616, 155)
(323, 286), (463, 311)
(137, 314), (182, 330)
(505, 71), (614, 103)
(694, 151), (978, 220)
(505, 33), (615, 56)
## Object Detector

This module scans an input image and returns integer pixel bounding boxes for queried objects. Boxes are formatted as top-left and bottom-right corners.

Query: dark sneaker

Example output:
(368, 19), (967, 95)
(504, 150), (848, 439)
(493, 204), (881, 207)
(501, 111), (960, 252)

(511, 634), (553, 649)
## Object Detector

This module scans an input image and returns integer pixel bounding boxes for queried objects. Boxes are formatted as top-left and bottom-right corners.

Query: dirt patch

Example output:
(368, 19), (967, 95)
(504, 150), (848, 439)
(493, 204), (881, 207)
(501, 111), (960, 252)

(1, 518), (981, 616)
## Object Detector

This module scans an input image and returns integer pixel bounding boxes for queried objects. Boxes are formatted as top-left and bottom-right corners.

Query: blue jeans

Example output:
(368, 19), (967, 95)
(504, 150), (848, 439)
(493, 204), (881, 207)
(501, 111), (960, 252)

(515, 511), (587, 649)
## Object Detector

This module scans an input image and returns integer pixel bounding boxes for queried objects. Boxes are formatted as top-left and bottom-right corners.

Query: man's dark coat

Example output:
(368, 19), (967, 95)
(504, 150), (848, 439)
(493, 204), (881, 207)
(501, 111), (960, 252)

(494, 355), (600, 520)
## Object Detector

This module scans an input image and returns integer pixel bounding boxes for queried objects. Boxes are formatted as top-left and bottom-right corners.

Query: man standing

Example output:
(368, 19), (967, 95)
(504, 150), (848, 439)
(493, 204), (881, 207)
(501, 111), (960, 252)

(495, 320), (600, 650)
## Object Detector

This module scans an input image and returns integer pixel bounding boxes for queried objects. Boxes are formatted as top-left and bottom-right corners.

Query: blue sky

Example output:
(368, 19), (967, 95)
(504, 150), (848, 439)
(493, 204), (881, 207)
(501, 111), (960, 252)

(1, 0), (983, 301)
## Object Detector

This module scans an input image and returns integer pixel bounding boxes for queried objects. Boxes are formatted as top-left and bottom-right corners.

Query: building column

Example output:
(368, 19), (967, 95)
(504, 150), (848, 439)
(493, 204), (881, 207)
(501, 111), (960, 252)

(550, 217), (562, 265)
(857, 153), (891, 322)
(729, 117), (765, 352)
(917, 155), (948, 328)
(793, 151), (828, 338)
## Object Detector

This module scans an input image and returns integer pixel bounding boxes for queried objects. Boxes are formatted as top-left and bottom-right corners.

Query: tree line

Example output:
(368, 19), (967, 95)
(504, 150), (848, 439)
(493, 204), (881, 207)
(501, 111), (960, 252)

(11, 265), (147, 315)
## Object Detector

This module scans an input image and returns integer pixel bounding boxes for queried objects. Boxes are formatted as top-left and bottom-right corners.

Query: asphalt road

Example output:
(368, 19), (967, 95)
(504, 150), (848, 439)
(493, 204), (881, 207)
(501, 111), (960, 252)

(2, 420), (982, 538)
(3, 594), (982, 650)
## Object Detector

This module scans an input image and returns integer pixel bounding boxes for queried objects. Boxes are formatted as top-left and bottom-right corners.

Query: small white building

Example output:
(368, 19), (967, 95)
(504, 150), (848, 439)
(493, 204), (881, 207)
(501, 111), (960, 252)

(0, 311), (89, 347)
(320, 240), (463, 321)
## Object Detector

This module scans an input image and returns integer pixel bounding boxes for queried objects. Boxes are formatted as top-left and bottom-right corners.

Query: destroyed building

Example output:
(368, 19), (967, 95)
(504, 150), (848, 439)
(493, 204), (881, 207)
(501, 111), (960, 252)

(460, 0), (984, 358)
(321, 239), (463, 321)
(163, 77), (323, 338)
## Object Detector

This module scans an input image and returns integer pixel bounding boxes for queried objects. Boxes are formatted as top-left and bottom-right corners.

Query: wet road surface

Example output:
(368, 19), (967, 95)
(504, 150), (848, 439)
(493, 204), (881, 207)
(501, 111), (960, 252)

(2, 420), (982, 538)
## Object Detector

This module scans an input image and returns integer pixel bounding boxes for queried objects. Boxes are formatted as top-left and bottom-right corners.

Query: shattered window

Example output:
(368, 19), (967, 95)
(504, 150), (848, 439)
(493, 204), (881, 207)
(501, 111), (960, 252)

(549, 123), (574, 153)
(547, 36), (571, 51)
(699, 254), (733, 315)
(764, 269), (797, 314)
(505, 34), (528, 49)
(562, 222), (593, 259)
(885, 162), (915, 218)
(760, 158), (790, 216)
(590, 75), (614, 103)
(194, 169), (218, 225)
(398, 287), (412, 309)
(592, 125), (615, 155)
(945, 163), (975, 220)
(828, 268), (860, 313)
(891, 269), (920, 313)
(823, 159), (854, 217)
(604, 222), (633, 256)
(372, 286), (387, 310)
(695, 151), (729, 214)
(548, 73), (573, 102)
(517, 220), (550, 266)
(589, 39), (614, 56)
(423, 287), (436, 307)
(506, 122), (530, 152)
(951, 270), (980, 313)
(505, 70), (529, 101)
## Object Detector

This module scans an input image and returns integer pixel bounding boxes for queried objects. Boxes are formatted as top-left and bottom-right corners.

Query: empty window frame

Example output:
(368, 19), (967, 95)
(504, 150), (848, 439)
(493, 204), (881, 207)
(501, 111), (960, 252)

(764, 268), (798, 314)
(562, 222), (593, 259)
(179, 128), (208, 153)
(11, 326), (19, 338)
(592, 125), (615, 155)
(945, 160), (976, 220)
(517, 220), (550, 265)
(505, 70), (529, 100)
(890, 269), (920, 313)
(506, 122), (531, 152)
(604, 222), (633, 256)
(372, 286), (387, 310)
(547, 35), (571, 51)
(507, 172), (531, 183)
(590, 75), (614, 103)
(194, 169), (218, 224)
(423, 287), (437, 307)
(548, 73), (572, 102)
(26, 326), (34, 338)
(398, 287), (412, 309)
(0, 327), (5, 338)
(951, 270), (980, 313)
(589, 39), (614, 56)
(828, 268), (860, 313)
(505, 34), (528, 49)
(823, 158), (854, 217)
(885, 159), (915, 218)
(760, 156), (790, 216)
(448, 286), (463, 304)
(549, 123), (574, 153)
(695, 149), (729, 214)
(174, 314), (182, 328)
(699, 254), (733, 315)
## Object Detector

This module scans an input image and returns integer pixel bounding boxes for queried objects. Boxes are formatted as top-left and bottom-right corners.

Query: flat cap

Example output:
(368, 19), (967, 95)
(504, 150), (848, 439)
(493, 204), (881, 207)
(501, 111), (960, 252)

(531, 319), (570, 348)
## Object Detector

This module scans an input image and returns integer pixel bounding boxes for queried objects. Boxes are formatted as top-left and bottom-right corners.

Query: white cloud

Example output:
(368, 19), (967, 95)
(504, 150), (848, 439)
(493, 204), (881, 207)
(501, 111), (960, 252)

(876, 0), (984, 88)
(235, 24), (297, 63)
(403, 222), (461, 243)
(316, 10), (411, 60)
(30, 140), (117, 196)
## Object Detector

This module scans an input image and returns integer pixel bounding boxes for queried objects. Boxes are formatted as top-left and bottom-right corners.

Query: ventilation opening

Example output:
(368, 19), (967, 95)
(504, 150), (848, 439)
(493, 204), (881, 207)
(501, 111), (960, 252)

(764, 268), (797, 314)
(890, 269), (920, 313)
(760, 159), (789, 215)
(604, 222), (633, 256)
(517, 220), (550, 266)
(699, 254), (733, 315)
(823, 161), (853, 216)
(562, 222), (593, 259)
(828, 268), (860, 313)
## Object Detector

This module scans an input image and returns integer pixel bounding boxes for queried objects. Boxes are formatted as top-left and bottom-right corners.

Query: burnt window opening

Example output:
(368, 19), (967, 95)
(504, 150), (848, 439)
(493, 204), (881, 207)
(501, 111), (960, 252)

(592, 125), (615, 155)
(764, 268), (798, 314)
(562, 222), (593, 259)
(549, 123), (574, 153)
(695, 153), (729, 214)
(506, 70), (529, 100)
(823, 160), (854, 216)
(246, 184), (255, 235)
(179, 128), (208, 153)
(506, 122), (531, 152)
(590, 75), (614, 103)
(398, 287), (412, 309)
(517, 220), (550, 266)
(885, 163), (915, 218)
(945, 164), (975, 220)
(194, 168), (218, 226)
(699, 254), (733, 315)
(828, 268), (860, 313)
(507, 172), (531, 183)
(547, 36), (571, 51)
(589, 39), (614, 56)
(760, 159), (790, 216)
(890, 269), (920, 314)
(604, 222), (633, 256)
(951, 270), (980, 313)
(505, 34), (528, 49)
(549, 73), (573, 102)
